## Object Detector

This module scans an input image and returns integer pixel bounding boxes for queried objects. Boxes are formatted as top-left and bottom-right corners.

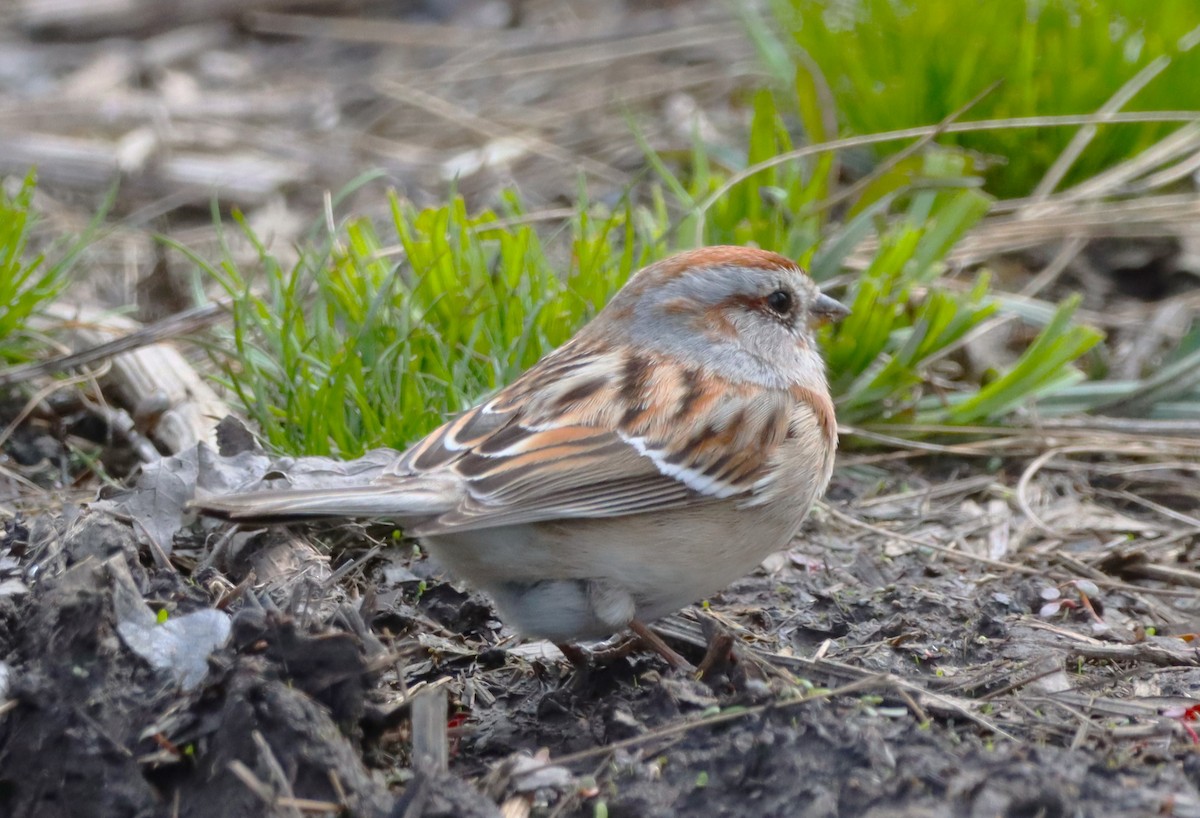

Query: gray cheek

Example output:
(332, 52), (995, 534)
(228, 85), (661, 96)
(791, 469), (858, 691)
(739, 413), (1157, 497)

(625, 309), (784, 387)
(792, 324), (810, 350)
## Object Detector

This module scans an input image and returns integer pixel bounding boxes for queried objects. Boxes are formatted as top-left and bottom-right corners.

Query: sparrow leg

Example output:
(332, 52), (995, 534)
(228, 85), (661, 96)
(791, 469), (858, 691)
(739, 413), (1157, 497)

(552, 633), (649, 671)
(629, 620), (694, 671)
(586, 632), (642, 663)
(554, 642), (591, 669)
(695, 627), (736, 678)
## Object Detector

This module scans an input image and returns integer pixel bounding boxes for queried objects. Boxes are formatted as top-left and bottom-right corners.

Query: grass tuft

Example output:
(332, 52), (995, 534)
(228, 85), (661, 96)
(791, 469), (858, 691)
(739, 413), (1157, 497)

(191, 193), (659, 457)
(0, 171), (83, 366)
(770, 0), (1200, 197)
(198, 88), (1104, 455)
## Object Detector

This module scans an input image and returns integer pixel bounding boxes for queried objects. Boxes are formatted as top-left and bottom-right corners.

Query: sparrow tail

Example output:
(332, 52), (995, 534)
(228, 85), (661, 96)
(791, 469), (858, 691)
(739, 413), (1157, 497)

(192, 482), (455, 523)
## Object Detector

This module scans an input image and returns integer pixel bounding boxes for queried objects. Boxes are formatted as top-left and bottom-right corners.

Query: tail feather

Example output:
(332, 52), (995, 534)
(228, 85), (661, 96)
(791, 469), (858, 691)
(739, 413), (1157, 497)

(193, 481), (458, 523)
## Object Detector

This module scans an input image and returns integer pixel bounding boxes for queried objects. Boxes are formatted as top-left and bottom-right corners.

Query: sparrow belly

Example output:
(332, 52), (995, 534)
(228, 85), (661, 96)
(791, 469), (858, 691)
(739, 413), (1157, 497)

(594, 501), (804, 623)
(421, 496), (809, 642)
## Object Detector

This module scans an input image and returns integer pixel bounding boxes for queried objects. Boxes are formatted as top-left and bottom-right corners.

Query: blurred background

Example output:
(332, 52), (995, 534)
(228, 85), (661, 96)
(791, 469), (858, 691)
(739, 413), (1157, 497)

(0, 0), (761, 312)
(3, 0), (1198, 312)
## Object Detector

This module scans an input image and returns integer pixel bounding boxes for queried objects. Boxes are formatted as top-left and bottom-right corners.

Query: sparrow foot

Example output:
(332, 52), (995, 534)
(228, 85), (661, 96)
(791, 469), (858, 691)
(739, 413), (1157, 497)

(554, 621), (695, 673)
(629, 620), (695, 671)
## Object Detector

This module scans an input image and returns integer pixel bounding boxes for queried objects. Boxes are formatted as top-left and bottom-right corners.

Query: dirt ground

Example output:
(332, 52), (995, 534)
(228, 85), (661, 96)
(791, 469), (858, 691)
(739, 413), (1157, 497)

(2, 428), (1200, 817)
(3, 1), (1200, 817)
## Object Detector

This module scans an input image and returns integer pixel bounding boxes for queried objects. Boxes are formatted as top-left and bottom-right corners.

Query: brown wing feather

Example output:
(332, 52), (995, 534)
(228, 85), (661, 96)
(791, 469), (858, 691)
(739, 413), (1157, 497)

(385, 344), (808, 536)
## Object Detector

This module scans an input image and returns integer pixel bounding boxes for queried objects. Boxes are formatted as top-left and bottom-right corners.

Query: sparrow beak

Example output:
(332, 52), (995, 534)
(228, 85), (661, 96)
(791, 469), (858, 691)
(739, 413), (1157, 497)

(811, 293), (850, 324)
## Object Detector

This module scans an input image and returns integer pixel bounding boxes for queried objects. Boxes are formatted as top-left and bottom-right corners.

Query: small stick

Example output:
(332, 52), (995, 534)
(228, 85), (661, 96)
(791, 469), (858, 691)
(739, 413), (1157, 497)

(411, 686), (449, 775)
(0, 303), (222, 387)
(253, 731), (302, 818)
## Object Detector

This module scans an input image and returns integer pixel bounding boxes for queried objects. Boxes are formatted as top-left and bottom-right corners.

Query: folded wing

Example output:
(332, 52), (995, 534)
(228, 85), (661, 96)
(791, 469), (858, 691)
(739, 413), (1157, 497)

(197, 345), (801, 534)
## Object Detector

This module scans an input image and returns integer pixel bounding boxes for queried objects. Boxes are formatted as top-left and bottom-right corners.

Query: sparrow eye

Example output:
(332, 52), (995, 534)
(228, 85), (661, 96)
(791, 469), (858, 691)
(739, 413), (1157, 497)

(765, 289), (793, 316)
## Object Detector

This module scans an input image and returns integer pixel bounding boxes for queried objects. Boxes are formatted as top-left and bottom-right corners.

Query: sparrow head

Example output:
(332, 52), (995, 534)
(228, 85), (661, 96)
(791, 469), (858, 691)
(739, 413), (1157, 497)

(596, 246), (848, 390)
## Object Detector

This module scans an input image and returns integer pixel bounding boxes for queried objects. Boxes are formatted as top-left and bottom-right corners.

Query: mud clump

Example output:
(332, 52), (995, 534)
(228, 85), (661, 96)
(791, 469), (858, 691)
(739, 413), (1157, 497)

(0, 513), (392, 818)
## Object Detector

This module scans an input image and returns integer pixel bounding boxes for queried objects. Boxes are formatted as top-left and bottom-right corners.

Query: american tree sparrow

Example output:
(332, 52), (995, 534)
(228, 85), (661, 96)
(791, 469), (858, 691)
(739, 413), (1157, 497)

(200, 246), (848, 667)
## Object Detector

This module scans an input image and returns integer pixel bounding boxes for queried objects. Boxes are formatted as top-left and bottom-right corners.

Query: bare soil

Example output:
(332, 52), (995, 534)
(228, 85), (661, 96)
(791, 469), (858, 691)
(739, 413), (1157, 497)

(2, 436), (1200, 817)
